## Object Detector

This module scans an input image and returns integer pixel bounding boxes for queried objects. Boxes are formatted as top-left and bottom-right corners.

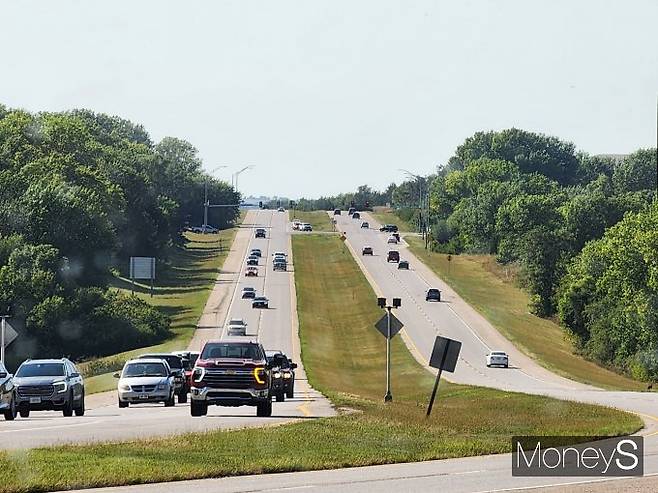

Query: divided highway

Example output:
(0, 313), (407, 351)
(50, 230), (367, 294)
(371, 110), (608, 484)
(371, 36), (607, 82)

(1, 210), (332, 450)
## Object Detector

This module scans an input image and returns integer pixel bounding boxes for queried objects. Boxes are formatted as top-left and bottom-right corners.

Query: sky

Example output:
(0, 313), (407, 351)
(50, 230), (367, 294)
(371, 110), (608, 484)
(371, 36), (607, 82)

(0, 0), (656, 199)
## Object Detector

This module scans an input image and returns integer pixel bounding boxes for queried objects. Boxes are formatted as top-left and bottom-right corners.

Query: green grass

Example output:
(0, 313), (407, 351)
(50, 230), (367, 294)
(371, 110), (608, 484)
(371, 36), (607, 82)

(290, 210), (335, 232)
(371, 207), (416, 232)
(404, 236), (644, 391)
(0, 234), (641, 493)
(82, 228), (239, 394)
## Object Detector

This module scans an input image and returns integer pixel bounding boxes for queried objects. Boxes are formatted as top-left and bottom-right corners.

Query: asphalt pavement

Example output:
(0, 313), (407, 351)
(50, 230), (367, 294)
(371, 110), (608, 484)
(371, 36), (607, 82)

(2, 210), (333, 450)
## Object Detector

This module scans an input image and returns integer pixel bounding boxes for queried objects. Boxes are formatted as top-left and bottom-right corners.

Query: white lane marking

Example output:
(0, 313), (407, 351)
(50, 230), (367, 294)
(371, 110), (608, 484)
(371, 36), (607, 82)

(256, 211), (275, 339)
(0, 419), (104, 434)
(472, 472), (658, 493)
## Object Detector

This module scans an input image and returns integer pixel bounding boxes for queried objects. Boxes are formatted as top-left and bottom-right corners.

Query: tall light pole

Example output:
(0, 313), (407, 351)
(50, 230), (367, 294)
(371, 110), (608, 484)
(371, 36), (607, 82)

(203, 165), (228, 232)
(399, 168), (425, 239)
(233, 165), (254, 198)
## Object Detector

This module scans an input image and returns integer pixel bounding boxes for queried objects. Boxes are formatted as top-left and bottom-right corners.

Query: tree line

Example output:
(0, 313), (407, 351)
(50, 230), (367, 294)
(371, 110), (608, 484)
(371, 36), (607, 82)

(0, 104), (239, 366)
(299, 128), (657, 379)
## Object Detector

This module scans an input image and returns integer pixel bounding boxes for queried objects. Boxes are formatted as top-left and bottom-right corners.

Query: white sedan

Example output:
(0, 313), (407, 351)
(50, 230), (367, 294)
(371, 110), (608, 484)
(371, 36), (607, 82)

(387, 235), (398, 244)
(486, 351), (509, 368)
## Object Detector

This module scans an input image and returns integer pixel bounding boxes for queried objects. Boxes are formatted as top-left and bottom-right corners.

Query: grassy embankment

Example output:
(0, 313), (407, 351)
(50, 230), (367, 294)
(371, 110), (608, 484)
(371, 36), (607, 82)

(290, 210), (335, 232)
(371, 207), (416, 232)
(82, 227), (239, 394)
(404, 235), (644, 391)
(0, 235), (641, 493)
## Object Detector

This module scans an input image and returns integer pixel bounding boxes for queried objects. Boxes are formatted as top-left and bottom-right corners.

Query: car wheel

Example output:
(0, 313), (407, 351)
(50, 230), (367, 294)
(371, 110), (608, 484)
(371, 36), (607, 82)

(177, 390), (188, 404)
(63, 394), (74, 417)
(256, 398), (272, 417)
(190, 400), (208, 417)
(74, 392), (85, 416)
(3, 395), (17, 421)
(486, 363), (491, 367)
(276, 392), (285, 402)
(19, 408), (30, 418)
(505, 363), (509, 368)
(118, 399), (129, 408)
(164, 393), (175, 407)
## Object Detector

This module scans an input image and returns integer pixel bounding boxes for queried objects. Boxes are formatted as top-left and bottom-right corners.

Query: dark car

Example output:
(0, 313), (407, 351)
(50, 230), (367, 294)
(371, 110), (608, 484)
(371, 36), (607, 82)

(246, 256), (259, 266)
(387, 250), (400, 262)
(426, 289), (441, 302)
(361, 221), (369, 228)
(190, 341), (272, 417)
(250, 249), (262, 257)
(333, 209), (341, 215)
(273, 260), (287, 272)
(362, 246), (373, 255)
(398, 260), (409, 270)
(14, 358), (85, 418)
(138, 353), (188, 403)
(0, 361), (17, 420)
(348, 207), (356, 215)
(352, 212), (361, 219)
(380, 224), (398, 233)
(266, 350), (297, 399)
(172, 350), (199, 388)
(255, 228), (266, 238)
(242, 287), (256, 299)
(252, 296), (269, 308)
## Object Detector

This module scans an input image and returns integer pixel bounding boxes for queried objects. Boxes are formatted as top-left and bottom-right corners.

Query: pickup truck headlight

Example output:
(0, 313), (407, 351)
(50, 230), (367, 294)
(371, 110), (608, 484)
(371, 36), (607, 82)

(253, 367), (266, 384)
(283, 373), (291, 379)
(272, 371), (281, 379)
(53, 381), (68, 393)
(193, 367), (205, 383)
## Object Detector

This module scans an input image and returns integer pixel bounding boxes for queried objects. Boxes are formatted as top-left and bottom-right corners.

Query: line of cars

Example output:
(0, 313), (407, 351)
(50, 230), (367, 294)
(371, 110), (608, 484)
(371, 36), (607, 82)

(292, 220), (313, 231)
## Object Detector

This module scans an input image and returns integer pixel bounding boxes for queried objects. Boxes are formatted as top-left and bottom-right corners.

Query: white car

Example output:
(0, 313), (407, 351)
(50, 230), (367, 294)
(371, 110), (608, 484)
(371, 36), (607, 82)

(272, 251), (287, 259)
(245, 266), (259, 277)
(387, 235), (398, 244)
(227, 318), (248, 336)
(486, 351), (509, 368)
(277, 207), (285, 212)
(292, 221), (301, 230)
(115, 359), (176, 408)
(302, 223), (313, 231)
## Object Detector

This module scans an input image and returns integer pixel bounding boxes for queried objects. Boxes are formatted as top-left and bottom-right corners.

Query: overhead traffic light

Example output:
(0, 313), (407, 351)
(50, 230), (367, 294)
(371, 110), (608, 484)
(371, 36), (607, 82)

(259, 201), (263, 208)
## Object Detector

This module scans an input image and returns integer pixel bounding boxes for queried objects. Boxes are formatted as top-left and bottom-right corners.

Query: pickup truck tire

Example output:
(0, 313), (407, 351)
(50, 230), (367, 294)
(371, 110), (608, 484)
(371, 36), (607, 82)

(74, 393), (85, 416)
(118, 399), (129, 408)
(286, 384), (294, 399)
(191, 400), (208, 417)
(177, 390), (188, 404)
(256, 399), (272, 417)
(164, 394), (175, 407)
(275, 391), (285, 402)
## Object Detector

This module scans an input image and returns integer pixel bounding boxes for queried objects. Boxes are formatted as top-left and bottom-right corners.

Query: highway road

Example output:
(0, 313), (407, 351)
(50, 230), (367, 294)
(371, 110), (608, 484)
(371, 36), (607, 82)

(2, 210), (333, 450)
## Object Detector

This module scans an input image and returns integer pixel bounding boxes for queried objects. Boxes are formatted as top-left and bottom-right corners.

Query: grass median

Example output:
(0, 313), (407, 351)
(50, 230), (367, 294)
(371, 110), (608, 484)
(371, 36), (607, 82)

(290, 210), (335, 232)
(0, 234), (641, 493)
(83, 227), (240, 394)
(404, 236), (644, 391)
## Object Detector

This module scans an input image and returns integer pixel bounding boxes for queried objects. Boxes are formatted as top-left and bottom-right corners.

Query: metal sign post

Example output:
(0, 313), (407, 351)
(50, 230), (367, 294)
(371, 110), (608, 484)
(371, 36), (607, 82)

(426, 335), (462, 416)
(0, 316), (18, 364)
(375, 297), (402, 403)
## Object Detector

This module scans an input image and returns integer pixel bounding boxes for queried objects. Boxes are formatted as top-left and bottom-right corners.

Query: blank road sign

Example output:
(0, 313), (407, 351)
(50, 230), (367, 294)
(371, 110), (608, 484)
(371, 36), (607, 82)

(429, 336), (462, 373)
(2, 320), (18, 347)
(130, 257), (156, 280)
(375, 313), (404, 339)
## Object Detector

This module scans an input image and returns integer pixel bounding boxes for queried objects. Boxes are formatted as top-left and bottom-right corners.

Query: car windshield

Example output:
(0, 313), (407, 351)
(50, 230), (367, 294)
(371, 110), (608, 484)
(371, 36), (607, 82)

(492, 352), (507, 356)
(141, 355), (182, 369)
(229, 319), (245, 325)
(123, 362), (167, 377)
(16, 363), (65, 377)
(202, 343), (261, 360)
(429, 289), (439, 295)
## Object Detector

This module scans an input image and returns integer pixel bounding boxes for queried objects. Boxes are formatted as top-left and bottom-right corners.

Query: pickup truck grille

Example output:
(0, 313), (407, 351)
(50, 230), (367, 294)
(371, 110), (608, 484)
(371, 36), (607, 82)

(131, 385), (157, 393)
(202, 369), (256, 389)
(18, 385), (54, 397)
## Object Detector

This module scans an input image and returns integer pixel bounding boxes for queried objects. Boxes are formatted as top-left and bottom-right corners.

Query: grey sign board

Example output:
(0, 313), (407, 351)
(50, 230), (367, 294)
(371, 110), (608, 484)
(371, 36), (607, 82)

(130, 257), (156, 280)
(429, 336), (461, 373)
(375, 313), (404, 339)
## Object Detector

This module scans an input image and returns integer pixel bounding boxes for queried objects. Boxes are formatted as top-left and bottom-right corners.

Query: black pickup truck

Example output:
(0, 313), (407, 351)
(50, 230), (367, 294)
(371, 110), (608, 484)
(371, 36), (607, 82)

(190, 341), (272, 417)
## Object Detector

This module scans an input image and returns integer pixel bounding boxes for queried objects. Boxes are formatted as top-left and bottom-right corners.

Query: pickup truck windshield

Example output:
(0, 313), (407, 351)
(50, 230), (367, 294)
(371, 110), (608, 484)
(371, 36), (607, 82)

(202, 343), (261, 360)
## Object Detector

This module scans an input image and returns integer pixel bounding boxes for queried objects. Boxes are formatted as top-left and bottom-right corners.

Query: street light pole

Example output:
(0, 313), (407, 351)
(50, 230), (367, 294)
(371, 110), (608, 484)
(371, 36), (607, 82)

(202, 166), (228, 233)
(233, 165), (254, 197)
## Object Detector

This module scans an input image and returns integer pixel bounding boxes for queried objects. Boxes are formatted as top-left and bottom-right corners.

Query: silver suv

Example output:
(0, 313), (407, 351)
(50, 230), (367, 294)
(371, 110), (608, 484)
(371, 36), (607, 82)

(14, 358), (85, 418)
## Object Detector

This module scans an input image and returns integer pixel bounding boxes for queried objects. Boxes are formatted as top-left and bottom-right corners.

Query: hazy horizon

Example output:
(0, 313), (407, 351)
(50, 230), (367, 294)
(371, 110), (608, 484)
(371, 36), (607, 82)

(1, 0), (656, 199)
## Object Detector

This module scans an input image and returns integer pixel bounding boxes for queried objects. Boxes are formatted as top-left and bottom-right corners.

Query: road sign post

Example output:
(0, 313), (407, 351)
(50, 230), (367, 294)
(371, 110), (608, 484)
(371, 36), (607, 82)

(376, 297), (402, 403)
(1, 316), (18, 364)
(426, 335), (462, 417)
